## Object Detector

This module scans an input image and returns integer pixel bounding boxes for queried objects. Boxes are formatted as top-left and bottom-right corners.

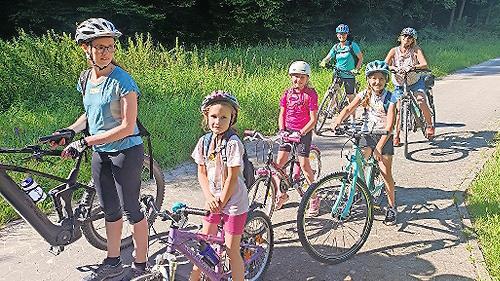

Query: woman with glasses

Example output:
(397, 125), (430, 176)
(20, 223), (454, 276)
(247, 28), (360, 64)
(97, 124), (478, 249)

(52, 18), (149, 280)
(385, 27), (435, 145)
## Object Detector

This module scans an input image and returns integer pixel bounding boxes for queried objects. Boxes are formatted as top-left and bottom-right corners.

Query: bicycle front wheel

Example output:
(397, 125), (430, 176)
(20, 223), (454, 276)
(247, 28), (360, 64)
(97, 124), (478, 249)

(247, 175), (276, 219)
(131, 272), (164, 281)
(81, 155), (166, 251)
(242, 210), (274, 281)
(314, 90), (334, 135)
(297, 172), (373, 264)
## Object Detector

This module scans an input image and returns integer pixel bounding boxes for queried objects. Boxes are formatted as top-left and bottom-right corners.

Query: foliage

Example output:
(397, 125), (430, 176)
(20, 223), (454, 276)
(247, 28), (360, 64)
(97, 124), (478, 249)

(467, 136), (500, 279)
(1, 0), (499, 43)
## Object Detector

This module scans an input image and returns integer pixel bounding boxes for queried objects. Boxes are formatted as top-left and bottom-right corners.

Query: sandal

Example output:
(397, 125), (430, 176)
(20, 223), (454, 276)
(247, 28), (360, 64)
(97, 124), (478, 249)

(425, 126), (435, 140)
(393, 136), (401, 147)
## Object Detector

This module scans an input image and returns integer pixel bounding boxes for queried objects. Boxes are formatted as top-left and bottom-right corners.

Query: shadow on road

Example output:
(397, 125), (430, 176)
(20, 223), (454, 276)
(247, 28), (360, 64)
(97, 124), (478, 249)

(406, 130), (496, 163)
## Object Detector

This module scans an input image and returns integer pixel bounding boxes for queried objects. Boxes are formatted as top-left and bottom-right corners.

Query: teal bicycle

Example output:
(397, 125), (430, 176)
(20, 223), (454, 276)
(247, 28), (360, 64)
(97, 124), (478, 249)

(297, 122), (388, 264)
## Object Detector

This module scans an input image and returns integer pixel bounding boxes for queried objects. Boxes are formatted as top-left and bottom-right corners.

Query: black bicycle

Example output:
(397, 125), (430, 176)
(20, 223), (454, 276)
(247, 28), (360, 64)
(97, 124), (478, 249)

(315, 65), (359, 135)
(393, 69), (436, 159)
(0, 132), (165, 254)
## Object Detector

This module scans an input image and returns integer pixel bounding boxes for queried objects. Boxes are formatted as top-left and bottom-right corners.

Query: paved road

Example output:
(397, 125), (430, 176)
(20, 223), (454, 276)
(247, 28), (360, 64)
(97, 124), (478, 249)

(1, 58), (499, 281)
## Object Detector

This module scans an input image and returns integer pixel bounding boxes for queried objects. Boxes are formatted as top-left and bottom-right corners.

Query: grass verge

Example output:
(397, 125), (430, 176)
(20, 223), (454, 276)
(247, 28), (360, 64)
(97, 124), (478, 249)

(467, 134), (500, 280)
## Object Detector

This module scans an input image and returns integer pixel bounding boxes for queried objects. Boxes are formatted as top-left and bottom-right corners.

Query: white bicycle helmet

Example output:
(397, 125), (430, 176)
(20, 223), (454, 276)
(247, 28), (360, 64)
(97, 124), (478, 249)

(365, 60), (390, 79)
(288, 61), (311, 76)
(75, 18), (122, 45)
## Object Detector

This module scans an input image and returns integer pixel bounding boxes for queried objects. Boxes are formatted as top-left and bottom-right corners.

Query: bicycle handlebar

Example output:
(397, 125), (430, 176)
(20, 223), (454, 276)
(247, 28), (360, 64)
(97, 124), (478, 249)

(335, 124), (389, 137)
(181, 206), (210, 217)
(243, 130), (301, 144)
(39, 132), (74, 144)
(323, 63), (360, 76)
(0, 145), (62, 156)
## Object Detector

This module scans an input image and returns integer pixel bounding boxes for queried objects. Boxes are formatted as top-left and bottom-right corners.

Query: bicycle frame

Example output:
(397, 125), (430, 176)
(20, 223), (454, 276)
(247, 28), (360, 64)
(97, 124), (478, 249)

(0, 148), (94, 253)
(332, 137), (382, 220)
(163, 226), (264, 281)
(255, 139), (305, 204)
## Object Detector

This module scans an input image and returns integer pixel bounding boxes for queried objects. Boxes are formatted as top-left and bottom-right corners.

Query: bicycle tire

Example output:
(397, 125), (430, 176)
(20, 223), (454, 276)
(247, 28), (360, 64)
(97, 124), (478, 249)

(427, 89), (436, 127)
(401, 102), (411, 159)
(314, 90), (334, 135)
(241, 210), (274, 281)
(247, 175), (276, 219)
(297, 171), (373, 264)
(81, 155), (165, 251)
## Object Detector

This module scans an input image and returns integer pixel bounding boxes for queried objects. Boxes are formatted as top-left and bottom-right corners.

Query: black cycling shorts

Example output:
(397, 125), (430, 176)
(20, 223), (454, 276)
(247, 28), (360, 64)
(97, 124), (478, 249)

(91, 144), (145, 224)
(340, 77), (357, 95)
(279, 131), (313, 157)
(360, 134), (394, 156)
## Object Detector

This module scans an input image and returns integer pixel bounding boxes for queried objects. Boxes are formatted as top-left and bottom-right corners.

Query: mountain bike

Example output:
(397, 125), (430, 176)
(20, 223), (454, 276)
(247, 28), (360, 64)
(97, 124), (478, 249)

(132, 199), (273, 281)
(0, 132), (165, 253)
(244, 130), (321, 219)
(297, 123), (388, 264)
(393, 69), (436, 159)
(314, 65), (359, 135)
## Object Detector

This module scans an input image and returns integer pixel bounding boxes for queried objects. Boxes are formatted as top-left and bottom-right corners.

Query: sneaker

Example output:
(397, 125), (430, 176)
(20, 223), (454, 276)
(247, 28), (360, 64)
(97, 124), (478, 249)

(384, 207), (397, 226)
(82, 259), (124, 281)
(123, 263), (150, 281)
(275, 193), (289, 210)
(308, 196), (321, 217)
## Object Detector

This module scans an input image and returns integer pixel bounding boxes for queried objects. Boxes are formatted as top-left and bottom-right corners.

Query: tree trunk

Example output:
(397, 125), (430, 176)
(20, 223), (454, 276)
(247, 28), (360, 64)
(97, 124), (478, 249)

(448, 6), (456, 30)
(457, 0), (466, 21)
(485, 1), (494, 25)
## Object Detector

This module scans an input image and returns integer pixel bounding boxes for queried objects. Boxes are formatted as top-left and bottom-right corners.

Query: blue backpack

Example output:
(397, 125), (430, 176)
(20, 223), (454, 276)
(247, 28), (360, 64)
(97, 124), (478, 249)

(202, 129), (255, 189)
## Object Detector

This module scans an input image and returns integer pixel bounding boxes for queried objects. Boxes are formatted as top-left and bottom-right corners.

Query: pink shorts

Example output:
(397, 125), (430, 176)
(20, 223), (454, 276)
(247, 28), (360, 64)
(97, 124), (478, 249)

(204, 212), (248, 235)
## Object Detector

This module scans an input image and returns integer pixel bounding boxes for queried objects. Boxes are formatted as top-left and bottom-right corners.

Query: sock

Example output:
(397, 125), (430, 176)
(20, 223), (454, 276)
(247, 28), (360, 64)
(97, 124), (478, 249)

(104, 256), (121, 266)
(133, 262), (147, 271)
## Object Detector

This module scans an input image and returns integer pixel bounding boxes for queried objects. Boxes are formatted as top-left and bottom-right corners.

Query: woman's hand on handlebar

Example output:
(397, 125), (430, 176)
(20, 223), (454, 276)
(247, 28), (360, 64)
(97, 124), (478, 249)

(61, 138), (88, 159)
(48, 128), (76, 149)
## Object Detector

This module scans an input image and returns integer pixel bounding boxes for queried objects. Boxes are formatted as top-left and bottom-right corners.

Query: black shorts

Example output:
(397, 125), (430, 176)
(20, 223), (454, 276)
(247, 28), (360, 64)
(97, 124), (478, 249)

(91, 144), (145, 223)
(359, 134), (394, 156)
(340, 77), (356, 95)
(279, 131), (313, 157)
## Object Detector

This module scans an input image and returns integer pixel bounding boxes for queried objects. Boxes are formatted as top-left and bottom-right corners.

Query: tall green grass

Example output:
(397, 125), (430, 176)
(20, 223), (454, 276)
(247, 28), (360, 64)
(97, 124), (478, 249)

(0, 31), (500, 225)
(467, 136), (500, 280)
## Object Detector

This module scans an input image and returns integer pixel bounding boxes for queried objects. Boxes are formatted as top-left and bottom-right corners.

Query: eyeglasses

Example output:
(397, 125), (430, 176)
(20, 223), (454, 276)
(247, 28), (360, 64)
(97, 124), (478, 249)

(92, 44), (116, 54)
(402, 34), (414, 39)
(337, 32), (348, 35)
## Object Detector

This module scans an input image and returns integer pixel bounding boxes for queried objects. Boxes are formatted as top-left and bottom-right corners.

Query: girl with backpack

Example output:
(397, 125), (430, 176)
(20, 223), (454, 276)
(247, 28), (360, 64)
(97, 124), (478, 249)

(275, 61), (319, 215)
(320, 23), (364, 100)
(52, 18), (149, 280)
(385, 27), (435, 145)
(190, 90), (249, 281)
(331, 60), (398, 225)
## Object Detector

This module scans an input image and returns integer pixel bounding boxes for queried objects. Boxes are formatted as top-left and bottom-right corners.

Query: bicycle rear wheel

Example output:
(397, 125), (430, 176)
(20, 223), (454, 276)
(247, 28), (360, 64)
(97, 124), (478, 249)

(297, 172), (373, 264)
(427, 89), (436, 126)
(401, 102), (411, 159)
(241, 210), (274, 281)
(314, 90), (334, 135)
(247, 176), (276, 219)
(81, 155), (165, 251)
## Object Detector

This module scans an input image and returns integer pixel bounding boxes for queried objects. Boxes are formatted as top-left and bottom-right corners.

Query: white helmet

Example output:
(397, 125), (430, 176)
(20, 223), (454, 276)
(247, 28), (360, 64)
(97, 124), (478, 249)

(75, 18), (122, 45)
(288, 61), (311, 76)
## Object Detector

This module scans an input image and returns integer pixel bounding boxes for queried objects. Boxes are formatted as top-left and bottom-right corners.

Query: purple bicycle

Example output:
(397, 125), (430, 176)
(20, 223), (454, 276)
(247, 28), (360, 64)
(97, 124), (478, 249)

(132, 197), (274, 281)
